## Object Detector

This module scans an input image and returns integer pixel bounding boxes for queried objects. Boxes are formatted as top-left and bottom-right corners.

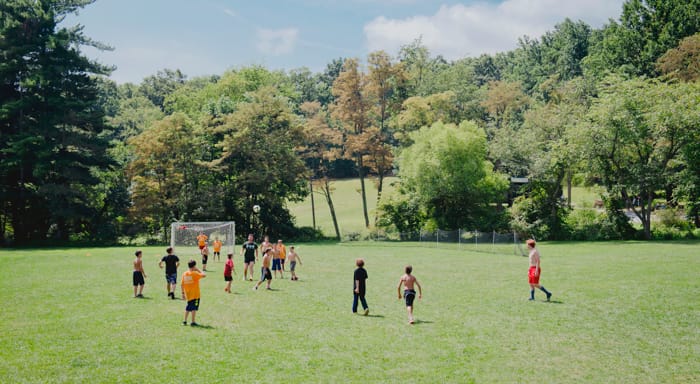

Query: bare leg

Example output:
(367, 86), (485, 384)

(191, 311), (197, 324)
(134, 286), (137, 297)
(407, 306), (414, 324)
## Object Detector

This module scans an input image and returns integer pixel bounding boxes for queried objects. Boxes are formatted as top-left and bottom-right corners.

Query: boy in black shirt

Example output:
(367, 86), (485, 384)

(353, 258), (369, 315)
(159, 247), (180, 299)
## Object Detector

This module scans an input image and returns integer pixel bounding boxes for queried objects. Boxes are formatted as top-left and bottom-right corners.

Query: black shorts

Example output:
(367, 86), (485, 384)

(202, 255), (208, 265)
(260, 267), (272, 281)
(133, 271), (144, 286)
(245, 256), (255, 264)
(224, 275), (232, 282)
(404, 289), (416, 307)
(186, 298), (200, 312)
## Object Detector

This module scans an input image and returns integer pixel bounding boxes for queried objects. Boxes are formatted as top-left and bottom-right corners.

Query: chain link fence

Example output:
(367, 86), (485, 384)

(365, 229), (530, 256)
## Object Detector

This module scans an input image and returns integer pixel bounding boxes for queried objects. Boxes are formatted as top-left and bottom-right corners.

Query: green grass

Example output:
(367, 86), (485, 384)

(288, 177), (399, 237)
(1, 242), (698, 383)
(288, 179), (605, 237)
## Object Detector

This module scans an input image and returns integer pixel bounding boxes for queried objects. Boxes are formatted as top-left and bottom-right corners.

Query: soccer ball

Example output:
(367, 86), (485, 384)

(252, 205), (261, 213)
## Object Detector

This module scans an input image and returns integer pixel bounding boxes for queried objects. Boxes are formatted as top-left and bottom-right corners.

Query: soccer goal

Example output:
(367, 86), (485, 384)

(170, 221), (235, 258)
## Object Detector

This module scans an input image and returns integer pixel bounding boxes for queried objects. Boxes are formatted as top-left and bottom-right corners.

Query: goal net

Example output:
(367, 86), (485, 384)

(170, 221), (235, 258)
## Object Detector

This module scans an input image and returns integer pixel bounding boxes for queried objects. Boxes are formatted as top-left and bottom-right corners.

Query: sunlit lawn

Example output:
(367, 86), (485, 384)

(1, 241), (698, 383)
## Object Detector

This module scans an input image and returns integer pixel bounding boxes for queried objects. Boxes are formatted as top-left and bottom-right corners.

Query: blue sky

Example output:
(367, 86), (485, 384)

(64, 0), (625, 84)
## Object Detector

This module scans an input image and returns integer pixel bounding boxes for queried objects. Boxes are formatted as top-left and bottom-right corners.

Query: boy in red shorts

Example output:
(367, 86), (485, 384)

(224, 253), (235, 293)
(527, 239), (552, 301)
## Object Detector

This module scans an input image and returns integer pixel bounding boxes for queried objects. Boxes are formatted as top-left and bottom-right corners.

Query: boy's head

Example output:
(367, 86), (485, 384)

(405, 265), (412, 274)
(227, 253), (233, 259)
(356, 258), (364, 267)
(135, 250), (142, 257)
(248, 233), (254, 241)
(290, 246), (295, 251)
(526, 239), (536, 248)
(188, 259), (197, 268)
(166, 247), (173, 254)
(263, 248), (271, 255)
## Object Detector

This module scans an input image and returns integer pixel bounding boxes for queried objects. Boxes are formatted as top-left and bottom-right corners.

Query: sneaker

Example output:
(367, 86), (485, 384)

(253, 286), (258, 291)
(182, 321), (187, 326)
(266, 287), (272, 290)
(136, 294), (144, 298)
(190, 322), (199, 327)
(363, 309), (369, 316)
(528, 298), (535, 301)
(546, 292), (552, 302)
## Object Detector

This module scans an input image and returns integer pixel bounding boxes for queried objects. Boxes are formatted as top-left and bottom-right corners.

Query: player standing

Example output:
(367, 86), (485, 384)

(397, 265), (423, 324)
(181, 259), (206, 326)
(527, 239), (552, 301)
(158, 247), (180, 299)
(196, 232), (208, 251)
(224, 253), (235, 293)
(133, 250), (147, 298)
(276, 239), (287, 272)
(287, 246), (302, 281)
(240, 234), (258, 281)
(212, 238), (223, 262)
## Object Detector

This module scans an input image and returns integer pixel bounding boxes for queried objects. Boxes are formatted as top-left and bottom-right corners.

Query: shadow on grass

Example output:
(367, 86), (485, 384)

(133, 296), (153, 300)
(544, 300), (564, 304)
(412, 319), (433, 324)
(189, 324), (215, 330)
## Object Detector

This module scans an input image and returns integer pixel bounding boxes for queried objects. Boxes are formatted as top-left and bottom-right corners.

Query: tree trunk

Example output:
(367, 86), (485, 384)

(310, 178), (316, 230)
(375, 175), (384, 226)
(566, 171), (572, 209)
(322, 178), (341, 241)
(357, 155), (370, 228)
(643, 195), (653, 240)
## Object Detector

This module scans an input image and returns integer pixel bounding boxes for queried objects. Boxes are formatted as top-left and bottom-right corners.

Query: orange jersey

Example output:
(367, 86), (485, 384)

(197, 234), (208, 247)
(213, 240), (223, 252)
(182, 270), (204, 300)
(277, 244), (286, 259)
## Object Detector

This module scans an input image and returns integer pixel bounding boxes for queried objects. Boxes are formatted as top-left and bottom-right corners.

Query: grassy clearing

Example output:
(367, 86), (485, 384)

(288, 177), (399, 237)
(1, 242), (698, 383)
(288, 179), (605, 238)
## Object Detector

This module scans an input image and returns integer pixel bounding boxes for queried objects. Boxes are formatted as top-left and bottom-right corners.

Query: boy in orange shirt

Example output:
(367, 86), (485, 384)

(181, 259), (206, 326)
(212, 238), (223, 262)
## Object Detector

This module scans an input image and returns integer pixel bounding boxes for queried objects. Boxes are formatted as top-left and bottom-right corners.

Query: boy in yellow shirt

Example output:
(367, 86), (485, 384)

(181, 259), (206, 326)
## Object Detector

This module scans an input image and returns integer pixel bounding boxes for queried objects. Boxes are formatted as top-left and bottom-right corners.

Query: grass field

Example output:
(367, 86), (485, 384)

(1, 241), (698, 383)
(287, 178), (603, 237)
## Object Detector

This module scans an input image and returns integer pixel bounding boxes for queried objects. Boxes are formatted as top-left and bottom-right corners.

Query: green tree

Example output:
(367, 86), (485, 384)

(397, 121), (509, 230)
(586, 76), (700, 239)
(215, 86), (308, 237)
(0, 0), (114, 243)
(584, 0), (700, 77)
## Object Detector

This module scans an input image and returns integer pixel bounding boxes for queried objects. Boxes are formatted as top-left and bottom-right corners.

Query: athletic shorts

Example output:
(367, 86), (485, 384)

(260, 267), (272, 281)
(133, 271), (144, 286)
(198, 244), (205, 250)
(214, 251), (220, 256)
(165, 273), (177, 285)
(404, 289), (416, 307)
(528, 266), (541, 284)
(280, 259), (285, 264)
(202, 255), (208, 265)
(224, 275), (232, 282)
(290, 261), (297, 271)
(186, 298), (200, 312)
(271, 258), (281, 270)
(245, 256), (255, 264)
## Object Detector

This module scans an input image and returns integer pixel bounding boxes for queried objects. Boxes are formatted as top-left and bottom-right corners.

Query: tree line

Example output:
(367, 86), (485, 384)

(1, 0), (699, 245)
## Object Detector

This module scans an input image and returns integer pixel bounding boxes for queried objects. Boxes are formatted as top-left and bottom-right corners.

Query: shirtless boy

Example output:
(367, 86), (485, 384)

(253, 248), (273, 291)
(133, 250), (147, 298)
(397, 265), (422, 324)
(527, 239), (552, 301)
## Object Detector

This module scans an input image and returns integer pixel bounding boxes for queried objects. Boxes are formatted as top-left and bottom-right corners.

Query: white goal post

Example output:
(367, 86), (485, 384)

(170, 221), (235, 258)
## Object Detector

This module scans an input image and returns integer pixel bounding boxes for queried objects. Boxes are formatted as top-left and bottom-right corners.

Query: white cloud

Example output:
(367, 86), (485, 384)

(256, 28), (299, 55)
(364, 0), (624, 59)
(223, 8), (236, 17)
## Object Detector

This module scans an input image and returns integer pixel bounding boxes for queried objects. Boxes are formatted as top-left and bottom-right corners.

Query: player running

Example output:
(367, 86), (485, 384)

(397, 265), (423, 324)
(240, 234), (258, 281)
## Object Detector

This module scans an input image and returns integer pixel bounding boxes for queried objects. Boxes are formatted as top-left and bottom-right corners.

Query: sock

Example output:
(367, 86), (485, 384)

(530, 289), (535, 299)
(539, 286), (551, 295)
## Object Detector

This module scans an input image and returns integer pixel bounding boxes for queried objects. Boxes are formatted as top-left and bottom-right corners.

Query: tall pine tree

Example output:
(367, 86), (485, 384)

(0, 0), (113, 243)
